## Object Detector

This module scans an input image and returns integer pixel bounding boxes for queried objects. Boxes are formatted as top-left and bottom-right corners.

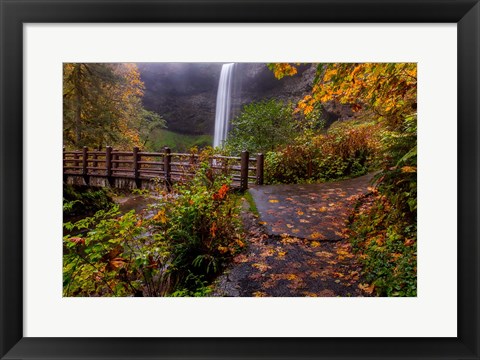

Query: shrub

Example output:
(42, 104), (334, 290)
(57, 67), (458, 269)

(348, 115), (417, 296)
(149, 163), (244, 288)
(348, 183), (417, 296)
(63, 185), (114, 219)
(63, 206), (160, 296)
(224, 99), (298, 154)
(265, 120), (382, 184)
(63, 153), (244, 297)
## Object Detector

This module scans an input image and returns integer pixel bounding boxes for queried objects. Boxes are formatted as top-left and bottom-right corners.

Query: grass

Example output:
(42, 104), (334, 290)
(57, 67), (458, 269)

(243, 190), (259, 216)
(148, 128), (213, 152)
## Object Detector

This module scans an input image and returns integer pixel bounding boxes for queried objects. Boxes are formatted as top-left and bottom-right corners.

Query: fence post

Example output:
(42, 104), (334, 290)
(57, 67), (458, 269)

(82, 146), (89, 185)
(190, 153), (196, 174)
(105, 146), (113, 186)
(240, 150), (249, 191)
(133, 146), (140, 188)
(256, 153), (264, 185)
(164, 147), (171, 190)
(222, 157), (229, 176)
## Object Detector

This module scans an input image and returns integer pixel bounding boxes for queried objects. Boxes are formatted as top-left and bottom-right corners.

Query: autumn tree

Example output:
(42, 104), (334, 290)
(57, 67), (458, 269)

(63, 63), (165, 150)
(268, 62), (417, 172)
(267, 64), (418, 295)
(268, 63), (417, 129)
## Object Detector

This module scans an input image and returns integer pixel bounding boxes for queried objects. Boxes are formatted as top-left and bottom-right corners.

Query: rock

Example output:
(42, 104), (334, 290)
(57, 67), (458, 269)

(138, 63), (222, 135)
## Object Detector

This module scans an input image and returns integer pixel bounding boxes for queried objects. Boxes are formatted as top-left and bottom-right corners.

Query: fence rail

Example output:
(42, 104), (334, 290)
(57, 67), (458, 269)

(63, 146), (264, 191)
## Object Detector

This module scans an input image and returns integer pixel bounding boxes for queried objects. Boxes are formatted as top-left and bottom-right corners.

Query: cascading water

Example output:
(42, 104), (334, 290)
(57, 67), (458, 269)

(213, 63), (235, 148)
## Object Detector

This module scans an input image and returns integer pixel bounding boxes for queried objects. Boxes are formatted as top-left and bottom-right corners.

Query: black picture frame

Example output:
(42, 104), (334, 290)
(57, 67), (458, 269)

(1, 1), (479, 359)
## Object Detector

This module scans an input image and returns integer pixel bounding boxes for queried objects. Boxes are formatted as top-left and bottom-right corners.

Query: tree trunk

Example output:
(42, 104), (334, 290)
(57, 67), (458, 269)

(73, 65), (83, 146)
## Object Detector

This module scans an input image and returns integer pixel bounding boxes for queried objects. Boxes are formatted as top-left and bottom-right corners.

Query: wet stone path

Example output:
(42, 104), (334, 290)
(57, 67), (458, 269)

(249, 173), (376, 241)
(213, 173), (377, 297)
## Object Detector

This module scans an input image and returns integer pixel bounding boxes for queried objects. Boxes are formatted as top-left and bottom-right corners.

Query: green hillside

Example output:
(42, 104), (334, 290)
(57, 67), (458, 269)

(148, 128), (213, 152)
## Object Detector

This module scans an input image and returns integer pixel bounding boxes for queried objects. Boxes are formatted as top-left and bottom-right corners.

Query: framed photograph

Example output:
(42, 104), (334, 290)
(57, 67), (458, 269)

(1, 0), (479, 359)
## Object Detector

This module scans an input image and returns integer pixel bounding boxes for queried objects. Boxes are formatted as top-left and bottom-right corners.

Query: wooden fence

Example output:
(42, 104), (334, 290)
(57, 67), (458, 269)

(63, 146), (264, 191)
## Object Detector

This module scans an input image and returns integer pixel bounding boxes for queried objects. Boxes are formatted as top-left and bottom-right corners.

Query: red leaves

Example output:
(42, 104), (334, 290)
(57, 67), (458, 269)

(213, 184), (229, 201)
(69, 237), (85, 245)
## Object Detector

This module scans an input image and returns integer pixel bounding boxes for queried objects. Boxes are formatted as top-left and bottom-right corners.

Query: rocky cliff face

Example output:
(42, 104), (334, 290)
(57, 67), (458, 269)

(231, 63), (314, 118)
(138, 63), (222, 135)
(138, 63), (352, 135)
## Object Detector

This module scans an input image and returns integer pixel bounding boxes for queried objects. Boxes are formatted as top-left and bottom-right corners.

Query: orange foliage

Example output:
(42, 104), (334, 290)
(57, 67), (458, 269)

(213, 184), (229, 201)
(270, 63), (417, 127)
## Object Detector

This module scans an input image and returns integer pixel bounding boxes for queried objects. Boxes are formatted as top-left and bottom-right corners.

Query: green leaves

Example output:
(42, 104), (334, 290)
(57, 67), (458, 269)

(63, 185), (114, 218)
(225, 99), (297, 154)
(63, 152), (244, 297)
(348, 154), (417, 296)
(396, 145), (417, 166)
(264, 120), (381, 184)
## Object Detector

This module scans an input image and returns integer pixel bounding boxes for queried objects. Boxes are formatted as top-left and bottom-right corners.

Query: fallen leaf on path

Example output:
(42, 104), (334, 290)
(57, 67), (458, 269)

(260, 248), (275, 257)
(310, 232), (326, 240)
(262, 279), (276, 289)
(233, 254), (249, 263)
(280, 237), (300, 245)
(316, 251), (334, 258)
(252, 263), (270, 272)
(249, 273), (263, 281)
(248, 273), (263, 281)
(318, 289), (336, 297)
(336, 248), (354, 260)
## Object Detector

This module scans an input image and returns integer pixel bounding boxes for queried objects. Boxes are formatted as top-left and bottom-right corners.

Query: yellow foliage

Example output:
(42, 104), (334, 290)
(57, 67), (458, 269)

(217, 245), (228, 254)
(153, 209), (167, 224)
(270, 62), (417, 128)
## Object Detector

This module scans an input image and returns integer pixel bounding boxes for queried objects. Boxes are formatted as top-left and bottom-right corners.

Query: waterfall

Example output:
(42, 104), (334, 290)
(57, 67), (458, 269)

(213, 63), (235, 148)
